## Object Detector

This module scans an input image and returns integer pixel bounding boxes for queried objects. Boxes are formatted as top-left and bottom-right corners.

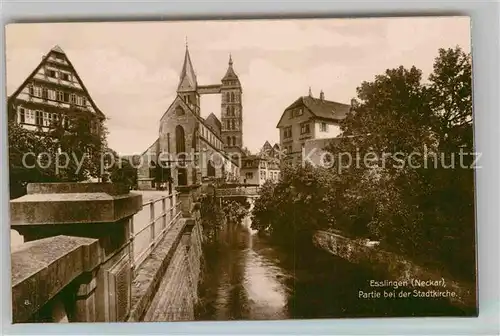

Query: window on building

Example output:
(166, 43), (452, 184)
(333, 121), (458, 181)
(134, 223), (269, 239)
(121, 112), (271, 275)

(18, 107), (25, 124)
(227, 136), (231, 146)
(57, 91), (64, 101)
(82, 97), (87, 106)
(175, 125), (186, 154)
(25, 110), (35, 124)
(320, 122), (328, 132)
(33, 86), (41, 97)
(46, 68), (57, 78)
(35, 111), (43, 126)
(63, 92), (70, 103)
(59, 72), (70, 81)
(245, 172), (253, 180)
(43, 112), (51, 127)
(226, 92), (230, 103)
(28, 84), (34, 96)
(70, 93), (76, 104)
(260, 171), (266, 180)
(54, 53), (65, 61)
(167, 133), (171, 153)
(231, 120), (235, 130)
(48, 89), (56, 100)
(232, 136), (236, 147)
(300, 122), (310, 134)
(51, 113), (59, 126)
(230, 92), (235, 102)
(41, 87), (48, 99)
(284, 126), (292, 138)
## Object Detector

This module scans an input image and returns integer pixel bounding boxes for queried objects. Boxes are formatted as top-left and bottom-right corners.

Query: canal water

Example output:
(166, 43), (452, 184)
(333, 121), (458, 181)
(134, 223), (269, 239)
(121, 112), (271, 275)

(195, 216), (471, 321)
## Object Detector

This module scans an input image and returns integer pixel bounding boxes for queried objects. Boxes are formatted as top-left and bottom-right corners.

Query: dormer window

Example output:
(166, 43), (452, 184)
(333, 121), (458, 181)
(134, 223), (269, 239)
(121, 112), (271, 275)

(290, 108), (304, 119)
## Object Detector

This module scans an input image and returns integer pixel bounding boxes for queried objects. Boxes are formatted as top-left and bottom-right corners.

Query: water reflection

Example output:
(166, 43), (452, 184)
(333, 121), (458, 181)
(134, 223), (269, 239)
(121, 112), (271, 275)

(197, 218), (291, 320)
(196, 217), (470, 321)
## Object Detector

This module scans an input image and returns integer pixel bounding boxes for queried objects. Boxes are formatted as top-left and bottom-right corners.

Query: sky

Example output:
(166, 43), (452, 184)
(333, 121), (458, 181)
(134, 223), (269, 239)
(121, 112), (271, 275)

(6, 17), (471, 155)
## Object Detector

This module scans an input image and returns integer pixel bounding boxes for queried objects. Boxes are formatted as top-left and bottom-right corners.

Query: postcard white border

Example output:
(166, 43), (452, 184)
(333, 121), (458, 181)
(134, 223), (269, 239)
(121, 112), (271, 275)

(1, 1), (499, 335)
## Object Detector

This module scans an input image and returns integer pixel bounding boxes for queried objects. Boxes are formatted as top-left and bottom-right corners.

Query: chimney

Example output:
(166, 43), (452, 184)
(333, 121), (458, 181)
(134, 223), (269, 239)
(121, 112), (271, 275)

(320, 90), (324, 101)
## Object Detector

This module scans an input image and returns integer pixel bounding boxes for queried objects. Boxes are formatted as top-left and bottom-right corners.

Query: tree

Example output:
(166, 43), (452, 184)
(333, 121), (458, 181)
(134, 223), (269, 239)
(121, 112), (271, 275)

(251, 164), (336, 246)
(327, 47), (474, 280)
(251, 47), (475, 281)
(8, 122), (58, 198)
(47, 112), (108, 181)
(8, 112), (108, 198)
(109, 157), (138, 190)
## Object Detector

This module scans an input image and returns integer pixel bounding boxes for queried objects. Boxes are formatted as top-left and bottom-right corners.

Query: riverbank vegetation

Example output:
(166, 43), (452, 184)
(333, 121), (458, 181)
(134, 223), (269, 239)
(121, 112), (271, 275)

(199, 191), (251, 242)
(251, 47), (475, 283)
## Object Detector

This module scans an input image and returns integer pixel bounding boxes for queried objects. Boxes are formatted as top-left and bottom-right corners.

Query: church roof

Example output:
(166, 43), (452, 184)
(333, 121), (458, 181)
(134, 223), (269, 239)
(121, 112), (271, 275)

(177, 45), (197, 92)
(222, 54), (240, 82)
(204, 113), (222, 136)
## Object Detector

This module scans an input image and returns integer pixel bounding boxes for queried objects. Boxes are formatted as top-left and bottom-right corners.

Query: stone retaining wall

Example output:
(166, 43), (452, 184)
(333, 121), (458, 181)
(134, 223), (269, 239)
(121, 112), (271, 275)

(137, 217), (204, 322)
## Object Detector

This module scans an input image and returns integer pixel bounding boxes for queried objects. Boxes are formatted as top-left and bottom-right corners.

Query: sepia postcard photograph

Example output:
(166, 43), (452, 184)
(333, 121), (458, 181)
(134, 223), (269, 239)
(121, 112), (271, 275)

(5, 16), (476, 323)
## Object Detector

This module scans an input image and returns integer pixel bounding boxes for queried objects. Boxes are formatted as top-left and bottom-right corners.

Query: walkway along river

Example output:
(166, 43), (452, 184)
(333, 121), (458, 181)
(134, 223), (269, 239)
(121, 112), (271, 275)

(195, 214), (471, 321)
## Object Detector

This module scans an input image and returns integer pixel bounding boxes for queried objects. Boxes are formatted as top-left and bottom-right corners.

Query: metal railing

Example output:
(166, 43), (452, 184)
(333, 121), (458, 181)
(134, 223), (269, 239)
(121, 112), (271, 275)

(131, 191), (182, 271)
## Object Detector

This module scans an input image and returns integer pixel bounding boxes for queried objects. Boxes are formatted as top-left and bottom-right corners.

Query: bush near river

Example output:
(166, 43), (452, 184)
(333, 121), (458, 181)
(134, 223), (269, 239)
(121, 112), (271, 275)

(251, 47), (475, 283)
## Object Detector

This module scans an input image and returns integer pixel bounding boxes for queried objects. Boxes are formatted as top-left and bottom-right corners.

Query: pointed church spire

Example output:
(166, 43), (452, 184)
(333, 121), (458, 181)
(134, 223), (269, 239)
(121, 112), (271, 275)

(308, 86), (312, 97)
(222, 53), (239, 82)
(177, 42), (197, 92)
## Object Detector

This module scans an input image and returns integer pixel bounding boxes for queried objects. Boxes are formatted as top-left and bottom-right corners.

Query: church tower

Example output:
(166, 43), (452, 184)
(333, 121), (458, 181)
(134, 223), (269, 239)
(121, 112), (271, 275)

(177, 43), (200, 115)
(220, 54), (243, 150)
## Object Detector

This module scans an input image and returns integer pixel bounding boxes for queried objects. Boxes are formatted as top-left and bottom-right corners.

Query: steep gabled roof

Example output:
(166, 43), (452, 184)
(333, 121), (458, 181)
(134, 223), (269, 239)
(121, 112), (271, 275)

(8, 45), (105, 119)
(177, 45), (197, 92)
(262, 140), (272, 149)
(276, 95), (350, 128)
(51, 45), (64, 53)
(205, 112), (222, 136)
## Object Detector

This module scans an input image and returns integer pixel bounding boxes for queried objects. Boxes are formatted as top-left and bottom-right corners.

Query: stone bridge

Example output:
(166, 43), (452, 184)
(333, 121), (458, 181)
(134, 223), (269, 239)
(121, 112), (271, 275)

(10, 182), (205, 323)
(215, 186), (260, 199)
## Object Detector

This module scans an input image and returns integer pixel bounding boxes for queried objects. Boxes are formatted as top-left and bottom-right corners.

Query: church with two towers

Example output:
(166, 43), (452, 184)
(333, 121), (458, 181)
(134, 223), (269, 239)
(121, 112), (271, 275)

(136, 44), (244, 190)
